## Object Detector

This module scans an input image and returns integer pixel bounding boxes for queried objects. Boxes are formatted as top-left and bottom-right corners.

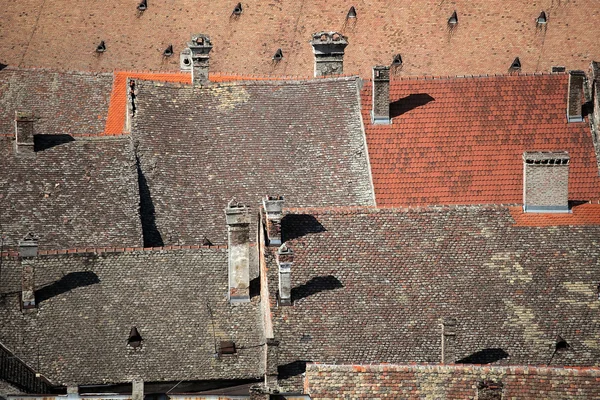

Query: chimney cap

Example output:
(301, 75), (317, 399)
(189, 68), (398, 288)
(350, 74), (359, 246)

(523, 151), (569, 164)
(225, 200), (251, 225)
(187, 34), (213, 52)
(15, 111), (35, 121)
(311, 31), (348, 46)
(18, 233), (38, 258)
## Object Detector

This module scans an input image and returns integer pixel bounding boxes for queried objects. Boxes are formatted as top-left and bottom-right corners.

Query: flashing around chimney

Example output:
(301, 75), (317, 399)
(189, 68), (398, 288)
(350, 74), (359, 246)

(14, 111), (35, 155)
(310, 31), (348, 77)
(276, 244), (293, 306)
(371, 66), (391, 125)
(263, 195), (284, 246)
(225, 200), (251, 304)
(186, 34), (213, 86)
(522, 151), (570, 213)
(567, 70), (586, 122)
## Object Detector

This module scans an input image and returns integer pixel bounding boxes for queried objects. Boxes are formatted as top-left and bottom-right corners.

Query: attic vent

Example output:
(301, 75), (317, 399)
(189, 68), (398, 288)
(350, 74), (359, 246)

(477, 380), (503, 400)
(536, 11), (547, 25)
(551, 66), (566, 73)
(233, 2), (243, 15)
(347, 6), (357, 19)
(219, 340), (236, 355)
(555, 335), (570, 351)
(137, 0), (147, 12)
(510, 57), (521, 72)
(96, 41), (106, 53)
(392, 54), (403, 66)
(127, 327), (143, 348)
(163, 45), (173, 57)
(448, 11), (458, 26)
(273, 48), (283, 61)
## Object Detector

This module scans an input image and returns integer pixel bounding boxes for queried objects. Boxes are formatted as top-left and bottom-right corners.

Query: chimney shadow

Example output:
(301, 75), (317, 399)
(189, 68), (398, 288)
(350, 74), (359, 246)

(35, 271), (100, 304)
(291, 275), (343, 302)
(34, 134), (75, 152)
(136, 156), (164, 247)
(390, 93), (435, 118)
(281, 214), (326, 242)
(456, 348), (509, 364)
(569, 200), (590, 209)
(278, 360), (311, 380)
(582, 100), (593, 118)
(249, 276), (260, 299)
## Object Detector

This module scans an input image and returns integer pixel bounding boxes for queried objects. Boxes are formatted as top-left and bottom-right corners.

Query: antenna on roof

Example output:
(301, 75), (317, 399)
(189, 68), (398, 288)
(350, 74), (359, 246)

(137, 0), (147, 11)
(448, 10), (458, 26)
(272, 48), (283, 62)
(127, 326), (143, 349)
(509, 57), (521, 72)
(95, 41), (106, 53)
(163, 45), (173, 57)
(347, 6), (357, 19)
(536, 11), (547, 25)
(232, 2), (243, 15)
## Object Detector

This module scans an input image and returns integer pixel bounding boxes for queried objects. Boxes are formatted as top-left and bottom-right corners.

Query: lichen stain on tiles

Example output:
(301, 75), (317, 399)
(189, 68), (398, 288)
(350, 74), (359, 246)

(209, 85), (250, 111)
(558, 282), (599, 310)
(583, 339), (600, 350)
(503, 300), (546, 345)
(484, 252), (532, 284)
(415, 369), (454, 398)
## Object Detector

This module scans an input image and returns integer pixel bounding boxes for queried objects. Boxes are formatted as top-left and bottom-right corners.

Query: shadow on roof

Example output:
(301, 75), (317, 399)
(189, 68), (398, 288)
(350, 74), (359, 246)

(136, 155), (164, 248)
(35, 271), (100, 304)
(390, 93), (435, 118)
(282, 214), (326, 242)
(278, 359), (311, 380)
(0, 63), (7, 71)
(291, 275), (343, 302)
(456, 348), (510, 364)
(34, 134), (75, 152)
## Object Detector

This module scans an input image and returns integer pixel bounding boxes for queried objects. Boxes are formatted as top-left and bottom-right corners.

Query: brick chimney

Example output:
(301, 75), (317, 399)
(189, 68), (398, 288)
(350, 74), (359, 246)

(567, 70), (586, 122)
(19, 235), (38, 311)
(371, 66), (391, 125)
(441, 317), (457, 364)
(276, 244), (293, 306)
(523, 151), (569, 213)
(14, 111), (35, 154)
(310, 32), (348, 77)
(187, 34), (213, 87)
(225, 201), (251, 303)
(263, 196), (284, 246)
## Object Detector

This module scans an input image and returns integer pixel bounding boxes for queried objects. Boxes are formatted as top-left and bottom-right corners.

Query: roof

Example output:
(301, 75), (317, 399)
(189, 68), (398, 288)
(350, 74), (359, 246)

(0, 68), (113, 136)
(266, 206), (600, 391)
(131, 78), (375, 246)
(361, 73), (600, 206)
(0, 247), (263, 386)
(304, 364), (600, 399)
(1, 1), (599, 77)
(0, 136), (143, 250)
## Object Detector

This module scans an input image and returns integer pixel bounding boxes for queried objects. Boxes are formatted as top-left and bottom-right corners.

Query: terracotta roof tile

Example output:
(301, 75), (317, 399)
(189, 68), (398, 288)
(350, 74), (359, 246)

(510, 203), (600, 226)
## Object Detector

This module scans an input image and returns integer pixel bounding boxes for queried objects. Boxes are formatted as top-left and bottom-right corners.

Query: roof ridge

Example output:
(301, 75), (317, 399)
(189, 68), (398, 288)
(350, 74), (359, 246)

(285, 204), (515, 214)
(389, 71), (565, 82)
(0, 244), (227, 258)
(1, 65), (113, 76)
(306, 363), (600, 374)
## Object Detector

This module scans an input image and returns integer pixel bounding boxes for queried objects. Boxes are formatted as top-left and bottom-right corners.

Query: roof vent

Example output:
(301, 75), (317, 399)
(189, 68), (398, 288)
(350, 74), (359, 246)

(163, 44), (173, 57)
(96, 41), (106, 53)
(127, 327), (143, 348)
(273, 48), (283, 61)
(202, 236), (212, 246)
(392, 53), (403, 67)
(137, 0), (147, 12)
(536, 11), (547, 25)
(233, 2), (243, 15)
(448, 11), (458, 26)
(510, 57), (521, 72)
(555, 335), (570, 351)
(551, 66), (566, 73)
(347, 6), (357, 19)
(218, 340), (236, 355)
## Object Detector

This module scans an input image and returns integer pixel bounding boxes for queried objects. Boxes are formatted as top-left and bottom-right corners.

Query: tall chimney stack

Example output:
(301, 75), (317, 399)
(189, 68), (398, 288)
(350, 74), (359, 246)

(372, 66), (391, 124)
(523, 151), (570, 213)
(225, 201), (251, 303)
(19, 234), (38, 311)
(590, 62), (600, 130)
(441, 317), (457, 364)
(567, 70), (586, 122)
(132, 379), (143, 400)
(263, 196), (284, 246)
(310, 32), (348, 77)
(276, 244), (293, 306)
(14, 111), (35, 154)
(187, 34), (213, 87)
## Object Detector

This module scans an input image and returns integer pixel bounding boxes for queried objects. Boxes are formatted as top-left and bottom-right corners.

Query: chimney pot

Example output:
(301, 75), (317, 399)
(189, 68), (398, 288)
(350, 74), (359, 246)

(276, 244), (293, 306)
(263, 195), (284, 246)
(523, 151), (570, 213)
(567, 70), (586, 122)
(371, 66), (391, 124)
(18, 234), (38, 258)
(225, 200), (251, 303)
(310, 31), (348, 77)
(14, 111), (35, 154)
(187, 34), (213, 86)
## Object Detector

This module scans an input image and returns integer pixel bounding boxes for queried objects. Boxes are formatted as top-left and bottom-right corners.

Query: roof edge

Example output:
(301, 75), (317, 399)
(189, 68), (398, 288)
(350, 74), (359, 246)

(0, 244), (229, 258)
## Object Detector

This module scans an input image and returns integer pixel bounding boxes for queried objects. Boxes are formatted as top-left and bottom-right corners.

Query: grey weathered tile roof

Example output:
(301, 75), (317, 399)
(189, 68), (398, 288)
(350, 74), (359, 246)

(0, 68), (113, 136)
(266, 206), (600, 391)
(0, 136), (143, 250)
(131, 78), (374, 247)
(0, 248), (263, 386)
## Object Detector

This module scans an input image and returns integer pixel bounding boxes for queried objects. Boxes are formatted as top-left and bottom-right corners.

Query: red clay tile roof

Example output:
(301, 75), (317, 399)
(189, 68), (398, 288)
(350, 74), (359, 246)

(2, 1), (599, 77)
(305, 364), (600, 399)
(362, 73), (600, 207)
(510, 203), (600, 226)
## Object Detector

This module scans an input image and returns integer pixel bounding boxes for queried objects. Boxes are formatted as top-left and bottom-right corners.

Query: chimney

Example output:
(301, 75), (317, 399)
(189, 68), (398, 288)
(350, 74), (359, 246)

(441, 317), (457, 364)
(264, 338), (280, 390)
(523, 151), (570, 213)
(19, 235), (38, 311)
(14, 111), (35, 154)
(132, 379), (143, 400)
(372, 66), (391, 124)
(225, 201), (251, 303)
(187, 34), (213, 86)
(590, 61), (600, 130)
(249, 385), (270, 400)
(567, 70), (586, 122)
(263, 196), (284, 246)
(276, 244), (293, 306)
(310, 32), (348, 77)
